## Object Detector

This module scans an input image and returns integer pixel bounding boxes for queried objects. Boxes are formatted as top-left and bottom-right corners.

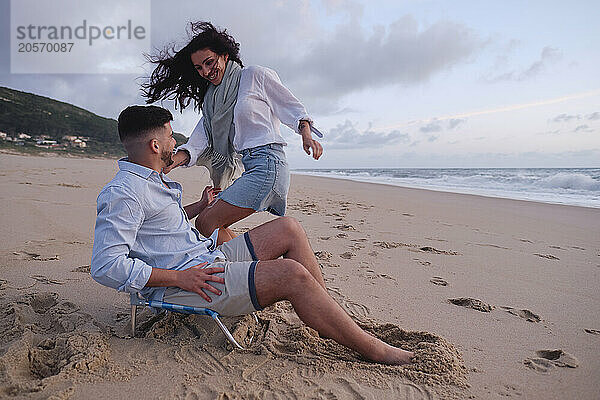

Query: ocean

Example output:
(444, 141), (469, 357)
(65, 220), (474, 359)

(292, 168), (600, 209)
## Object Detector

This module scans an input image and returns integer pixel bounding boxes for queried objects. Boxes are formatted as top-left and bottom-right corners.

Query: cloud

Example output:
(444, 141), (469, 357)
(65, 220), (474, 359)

(1, 1), (485, 121)
(574, 124), (593, 133)
(537, 129), (561, 136)
(280, 15), (483, 102)
(486, 46), (561, 82)
(0, 74), (143, 120)
(551, 113), (581, 123)
(587, 112), (600, 120)
(419, 118), (465, 133)
(447, 118), (466, 129)
(321, 0), (364, 18)
(419, 120), (442, 133)
(324, 119), (410, 150)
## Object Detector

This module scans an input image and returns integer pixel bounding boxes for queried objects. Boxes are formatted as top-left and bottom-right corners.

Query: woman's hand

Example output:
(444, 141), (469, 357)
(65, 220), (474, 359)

(299, 120), (323, 160)
(201, 185), (221, 208)
(176, 262), (225, 302)
(164, 150), (191, 174)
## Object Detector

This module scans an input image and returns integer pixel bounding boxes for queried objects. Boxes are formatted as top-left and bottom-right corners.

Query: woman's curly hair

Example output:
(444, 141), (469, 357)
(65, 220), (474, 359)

(141, 21), (243, 112)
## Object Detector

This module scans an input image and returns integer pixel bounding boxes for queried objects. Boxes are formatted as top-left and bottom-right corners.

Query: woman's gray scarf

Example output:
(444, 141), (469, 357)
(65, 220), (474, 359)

(197, 60), (242, 189)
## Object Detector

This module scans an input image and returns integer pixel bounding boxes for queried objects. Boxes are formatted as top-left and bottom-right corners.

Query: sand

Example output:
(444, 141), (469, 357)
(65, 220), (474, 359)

(0, 151), (598, 399)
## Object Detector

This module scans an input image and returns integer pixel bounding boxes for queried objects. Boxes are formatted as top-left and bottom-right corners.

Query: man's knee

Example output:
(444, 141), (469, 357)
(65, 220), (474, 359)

(276, 259), (313, 292)
(256, 259), (315, 304)
(278, 216), (306, 239)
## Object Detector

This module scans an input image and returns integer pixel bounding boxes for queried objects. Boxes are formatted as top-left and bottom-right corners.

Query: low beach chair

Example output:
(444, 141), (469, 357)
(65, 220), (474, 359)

(129, 293), (248, 350)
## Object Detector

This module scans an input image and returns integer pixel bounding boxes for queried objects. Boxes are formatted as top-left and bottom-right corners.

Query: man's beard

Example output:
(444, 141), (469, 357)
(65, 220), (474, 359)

(161, 149), (174, 167)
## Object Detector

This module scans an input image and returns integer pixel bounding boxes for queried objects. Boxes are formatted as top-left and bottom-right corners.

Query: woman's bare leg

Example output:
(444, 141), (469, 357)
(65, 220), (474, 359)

(195, 199), (255, 245)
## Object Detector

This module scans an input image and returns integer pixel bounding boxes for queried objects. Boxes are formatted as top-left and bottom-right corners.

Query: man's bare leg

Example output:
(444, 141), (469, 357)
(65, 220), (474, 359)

(254, 259), (414, 365)
(248, 217), (326, 289)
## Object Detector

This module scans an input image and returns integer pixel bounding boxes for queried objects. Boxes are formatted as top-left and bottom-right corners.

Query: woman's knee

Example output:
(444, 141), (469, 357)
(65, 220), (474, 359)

(195, 212), (216, 235)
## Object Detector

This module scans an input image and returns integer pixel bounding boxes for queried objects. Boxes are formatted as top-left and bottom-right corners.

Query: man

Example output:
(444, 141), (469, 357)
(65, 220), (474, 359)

(91, 105), (413, 365)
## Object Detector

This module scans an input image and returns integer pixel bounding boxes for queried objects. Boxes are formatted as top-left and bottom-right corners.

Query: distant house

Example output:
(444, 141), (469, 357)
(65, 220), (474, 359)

(62, 135), (78, 141)
(0, 132), (7, 139)
(18, 133), (31, 140)
(36, 139), (58, 146)
(72, 139), (87, 148)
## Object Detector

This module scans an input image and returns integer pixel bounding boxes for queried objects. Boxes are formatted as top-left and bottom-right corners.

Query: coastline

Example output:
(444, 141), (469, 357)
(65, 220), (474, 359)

(292, 170), (600, 210)
(1, 153), (598, 399)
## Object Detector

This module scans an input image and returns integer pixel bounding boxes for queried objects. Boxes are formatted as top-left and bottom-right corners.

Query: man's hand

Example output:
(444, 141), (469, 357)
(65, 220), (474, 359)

(164, 150), (190, 174)
(176, 262), (225, 302)
(299, 120), (323, 160)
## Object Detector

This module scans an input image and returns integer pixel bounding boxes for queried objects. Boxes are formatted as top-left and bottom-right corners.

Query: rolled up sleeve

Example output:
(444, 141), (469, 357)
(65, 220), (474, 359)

(177, 117), (209, 167)
(261, 67), (312, 134)
(91, 186), (152, 293)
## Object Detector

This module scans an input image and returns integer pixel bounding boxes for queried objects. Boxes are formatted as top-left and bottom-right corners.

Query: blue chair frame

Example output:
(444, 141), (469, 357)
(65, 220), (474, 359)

(130, 293), (247, 350)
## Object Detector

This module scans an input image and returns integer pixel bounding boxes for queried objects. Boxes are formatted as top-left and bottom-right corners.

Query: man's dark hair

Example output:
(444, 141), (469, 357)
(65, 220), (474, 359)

(118, 105), (173, 143)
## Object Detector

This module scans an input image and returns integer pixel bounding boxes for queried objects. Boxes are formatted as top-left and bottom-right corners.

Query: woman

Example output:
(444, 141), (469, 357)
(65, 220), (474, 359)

(142, 22), (322, 244)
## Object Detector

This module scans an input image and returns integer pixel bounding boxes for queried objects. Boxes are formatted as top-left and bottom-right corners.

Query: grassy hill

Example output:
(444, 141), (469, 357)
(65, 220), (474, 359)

(0, 86), (188, 157)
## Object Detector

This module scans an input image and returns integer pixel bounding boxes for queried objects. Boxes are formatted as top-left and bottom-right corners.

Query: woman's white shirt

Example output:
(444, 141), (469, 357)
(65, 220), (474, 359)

(179, 65), (312, 166)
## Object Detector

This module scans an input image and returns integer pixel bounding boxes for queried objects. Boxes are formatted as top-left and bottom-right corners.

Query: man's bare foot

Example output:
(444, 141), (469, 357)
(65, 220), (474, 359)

(371, 343), (415, 365)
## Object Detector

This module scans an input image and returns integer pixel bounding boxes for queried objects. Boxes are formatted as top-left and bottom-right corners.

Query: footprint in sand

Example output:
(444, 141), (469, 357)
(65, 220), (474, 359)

(414, 259), (432, 267)
(327, 287), (370, 320)
(72, 265), (91, 273)
(334, 224), (356, 231)
(29, 275), (66, 285)
(335, 233), (348, 239)
(373, 241), (404, 249)
(430, 277), (448, 286)
(0, 291), (109, 390)
(368, 251), (378, 257)
(13, 251), (60, 261)
(524, 349), (579, 372)
(57, 183), (83, 188)
(26, 292), (59, 313)
(534, 253), (560, 260)
(425, 237), (448, 242)
(339, 252), (355, 260)
(448, 297), (493, 312)
(500, 306), (541, 322)
(314, 251), (332, 261)
(584, 328), (600, 335)
(472, 243), (509, 250)
(420, 246), (460, 255)
(349, 243), (364, 251)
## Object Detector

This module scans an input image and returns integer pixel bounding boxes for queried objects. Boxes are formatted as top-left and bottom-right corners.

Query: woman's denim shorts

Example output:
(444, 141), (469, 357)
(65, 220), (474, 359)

(219, 143), (289, 216)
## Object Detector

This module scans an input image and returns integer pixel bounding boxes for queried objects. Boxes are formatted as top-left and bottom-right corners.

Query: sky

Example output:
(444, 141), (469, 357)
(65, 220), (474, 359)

(1, 0), (599, 168)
